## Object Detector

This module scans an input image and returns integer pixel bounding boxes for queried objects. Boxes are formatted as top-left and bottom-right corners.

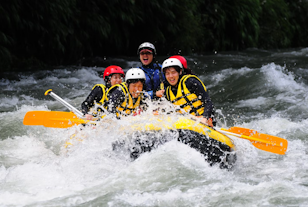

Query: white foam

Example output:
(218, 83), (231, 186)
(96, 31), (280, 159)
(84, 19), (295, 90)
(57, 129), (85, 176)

(271, 47), (308, 57)
(261, 63), (306, 93)
(1, 54), (308, 205)
(206, 66), (253, 85)
(236, 96), (269, 108)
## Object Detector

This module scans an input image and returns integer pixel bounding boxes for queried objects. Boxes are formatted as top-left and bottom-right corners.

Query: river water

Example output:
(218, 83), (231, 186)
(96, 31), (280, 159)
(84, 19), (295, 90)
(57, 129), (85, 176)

(1, 48), (308, 206)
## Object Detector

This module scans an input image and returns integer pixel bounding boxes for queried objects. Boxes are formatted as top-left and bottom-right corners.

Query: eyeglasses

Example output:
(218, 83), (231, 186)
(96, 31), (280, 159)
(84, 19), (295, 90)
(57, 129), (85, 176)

(140, 52), (152, 55)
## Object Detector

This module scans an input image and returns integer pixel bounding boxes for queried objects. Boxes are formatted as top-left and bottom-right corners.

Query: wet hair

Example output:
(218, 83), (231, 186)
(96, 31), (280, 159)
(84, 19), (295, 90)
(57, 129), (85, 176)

(163, 66), (182, 74)
(184, 68), (194, 75)
(126, 79), (145, 85)
(104, 76), (111, 88)
(164, 66), (194, 75)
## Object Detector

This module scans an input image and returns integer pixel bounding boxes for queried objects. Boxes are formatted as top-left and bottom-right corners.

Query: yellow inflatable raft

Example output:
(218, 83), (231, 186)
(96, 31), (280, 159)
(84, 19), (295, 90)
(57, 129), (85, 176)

(110, 115), (237, 169)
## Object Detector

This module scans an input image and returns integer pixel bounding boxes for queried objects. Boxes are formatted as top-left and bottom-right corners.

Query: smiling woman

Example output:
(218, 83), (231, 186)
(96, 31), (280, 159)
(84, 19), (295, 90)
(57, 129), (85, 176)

(81, 65), (125, 120)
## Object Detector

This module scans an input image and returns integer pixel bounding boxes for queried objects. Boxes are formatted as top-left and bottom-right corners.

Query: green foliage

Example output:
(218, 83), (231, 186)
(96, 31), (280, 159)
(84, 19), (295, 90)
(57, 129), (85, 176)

(73, 0), (137, 56)
(168, 0), (203, 54)
(198, 0), (261, 51)
(258, 0), (293, 49)
(132, 0), (202, 55)
(285, 0), (308, 47)
(0, 0), (308, 71)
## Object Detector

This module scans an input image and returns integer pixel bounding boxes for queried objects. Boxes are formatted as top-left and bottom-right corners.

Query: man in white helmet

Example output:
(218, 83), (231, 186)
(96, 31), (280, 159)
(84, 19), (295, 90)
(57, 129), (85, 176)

(105, 68), (148, 117)
(137, 42), (165, 99)
(156, 58), (215, 127)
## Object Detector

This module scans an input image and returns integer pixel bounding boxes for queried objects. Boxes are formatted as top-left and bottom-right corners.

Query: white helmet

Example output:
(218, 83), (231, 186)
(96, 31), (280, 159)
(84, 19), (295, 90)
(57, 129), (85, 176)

(125, 68), (146, 82)
(137, 42), (156, 55)
(162, 58), (183, 73)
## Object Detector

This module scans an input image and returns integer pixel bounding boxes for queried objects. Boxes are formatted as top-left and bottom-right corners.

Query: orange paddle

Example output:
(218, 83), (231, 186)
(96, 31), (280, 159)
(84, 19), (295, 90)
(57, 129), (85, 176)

(216, 127), (288, 155)
(23, 111), (93, 128)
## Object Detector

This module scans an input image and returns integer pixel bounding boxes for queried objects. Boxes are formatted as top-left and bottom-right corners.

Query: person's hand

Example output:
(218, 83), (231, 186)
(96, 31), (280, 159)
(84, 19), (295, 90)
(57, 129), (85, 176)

(200, 117), (213, 127)
(133, 107), (143, 116)
(156, 89), (165, 98)
(194, 116), (213, 127)
(85, 114), (94, 120)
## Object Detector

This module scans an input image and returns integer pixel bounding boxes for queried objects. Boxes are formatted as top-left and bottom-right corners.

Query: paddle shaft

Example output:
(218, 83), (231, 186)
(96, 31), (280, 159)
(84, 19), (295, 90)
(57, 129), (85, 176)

(45, 89), (84, 118)
(215, 127), (287, 155)
(216, 128), (275, 146)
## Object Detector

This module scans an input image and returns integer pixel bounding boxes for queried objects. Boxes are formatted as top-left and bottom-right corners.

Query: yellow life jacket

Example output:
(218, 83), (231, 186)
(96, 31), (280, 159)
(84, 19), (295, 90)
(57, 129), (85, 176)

(88, 84), (107, 115)
(166, 75), (206, 116)
(91, 84), (107, 105)
(106, 82), (142, 116)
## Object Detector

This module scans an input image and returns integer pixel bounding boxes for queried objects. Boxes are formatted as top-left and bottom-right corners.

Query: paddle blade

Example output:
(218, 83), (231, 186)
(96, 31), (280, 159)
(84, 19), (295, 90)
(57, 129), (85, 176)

(44, 111), (89, 128)
(23, 111), (90, 128)
(223, 127), (288, 155)
(23, 111), (48, 126)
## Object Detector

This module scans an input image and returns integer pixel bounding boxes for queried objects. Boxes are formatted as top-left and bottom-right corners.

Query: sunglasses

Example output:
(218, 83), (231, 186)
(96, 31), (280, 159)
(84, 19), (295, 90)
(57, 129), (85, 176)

(140, 52), (153, 55)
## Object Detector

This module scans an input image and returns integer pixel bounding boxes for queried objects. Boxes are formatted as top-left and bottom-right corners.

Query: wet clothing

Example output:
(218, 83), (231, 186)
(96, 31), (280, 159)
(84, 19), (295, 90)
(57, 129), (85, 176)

(165, 75), (215, 119)
(106, 82), (148, 117)
(139, 62), (164, 99)
(81, 84), (107, 115)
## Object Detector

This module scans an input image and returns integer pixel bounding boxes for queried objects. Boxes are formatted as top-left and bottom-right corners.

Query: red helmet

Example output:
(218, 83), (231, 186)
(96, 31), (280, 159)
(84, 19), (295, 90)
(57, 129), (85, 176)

(103, 65), (125, 81)
(169, 55), (187, 69)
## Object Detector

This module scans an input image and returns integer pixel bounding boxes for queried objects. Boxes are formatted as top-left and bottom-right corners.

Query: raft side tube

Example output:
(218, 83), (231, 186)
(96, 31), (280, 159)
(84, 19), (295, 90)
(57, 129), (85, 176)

(127, 116), (235, 150)
(116, 116), (237, 169)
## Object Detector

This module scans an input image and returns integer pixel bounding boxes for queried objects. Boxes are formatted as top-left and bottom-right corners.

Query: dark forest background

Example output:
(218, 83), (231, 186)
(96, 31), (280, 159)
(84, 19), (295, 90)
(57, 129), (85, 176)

(1, 0), (308, 72)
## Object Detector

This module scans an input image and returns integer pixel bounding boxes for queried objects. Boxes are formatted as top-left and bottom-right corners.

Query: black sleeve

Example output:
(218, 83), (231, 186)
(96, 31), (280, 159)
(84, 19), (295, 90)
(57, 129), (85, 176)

(81, 86), (104, 115)
(105, 87), (125, 114)
(185, 77), (215, 119)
